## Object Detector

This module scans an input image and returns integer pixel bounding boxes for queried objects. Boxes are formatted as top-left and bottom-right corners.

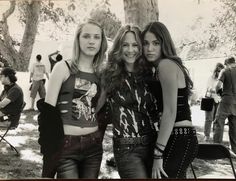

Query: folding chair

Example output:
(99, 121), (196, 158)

(190, 143), (236, 179)
(0, 102), (26, 156)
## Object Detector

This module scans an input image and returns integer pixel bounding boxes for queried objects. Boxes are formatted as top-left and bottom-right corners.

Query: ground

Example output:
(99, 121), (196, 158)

(0, 105), (235, 179)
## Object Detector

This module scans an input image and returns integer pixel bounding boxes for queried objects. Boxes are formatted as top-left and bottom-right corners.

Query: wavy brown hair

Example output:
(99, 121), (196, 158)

(141, 22), (193, 96)
(101, 25), (147, 93)
(70, 19), (108, 74)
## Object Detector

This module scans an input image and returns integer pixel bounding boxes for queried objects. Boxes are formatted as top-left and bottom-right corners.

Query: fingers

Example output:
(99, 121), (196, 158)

(160, 168), (168, 178)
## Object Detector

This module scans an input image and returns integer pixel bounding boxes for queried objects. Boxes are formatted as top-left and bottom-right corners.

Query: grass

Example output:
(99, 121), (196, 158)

(0, 107), (235, 179)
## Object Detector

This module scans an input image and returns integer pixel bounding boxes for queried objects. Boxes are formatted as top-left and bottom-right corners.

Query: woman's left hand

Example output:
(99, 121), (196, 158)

(152, 158), (168, 178)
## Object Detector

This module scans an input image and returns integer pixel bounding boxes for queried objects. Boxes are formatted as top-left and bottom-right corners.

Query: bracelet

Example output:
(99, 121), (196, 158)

(156, 142), (166, 148)
(153, 155), (163, 159)
(155, 145), (164, 154)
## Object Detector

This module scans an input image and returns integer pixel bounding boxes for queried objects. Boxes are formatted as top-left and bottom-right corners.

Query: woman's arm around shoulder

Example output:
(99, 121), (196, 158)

(45, 61), (70, 106)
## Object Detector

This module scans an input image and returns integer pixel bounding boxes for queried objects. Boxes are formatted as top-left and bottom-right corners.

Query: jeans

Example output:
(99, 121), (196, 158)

(162, 127), (199, 179)
(213, 102), (236, 154)
(56, 131), (103, 178)
(113, 134), (156, 179)
(204, 102), (218, 137)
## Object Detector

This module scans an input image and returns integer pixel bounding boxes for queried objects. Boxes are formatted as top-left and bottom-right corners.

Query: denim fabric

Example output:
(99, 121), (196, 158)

(213, 102), (236, 154)
(56, 131), (103, 178)
(113, 142), (155, 178)
(162, 127), (198, 179)
(204, 102), (218, 137)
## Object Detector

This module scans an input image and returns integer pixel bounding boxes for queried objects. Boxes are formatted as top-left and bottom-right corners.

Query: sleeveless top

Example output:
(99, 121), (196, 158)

(150, 60), (191, 123)
(56, 61), (100, 128)
(108, 72), (159, 138)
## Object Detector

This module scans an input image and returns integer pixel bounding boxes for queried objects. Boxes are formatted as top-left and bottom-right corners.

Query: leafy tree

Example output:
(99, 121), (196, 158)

(0, 1), (41, 71)
(90, 8), (122, 39)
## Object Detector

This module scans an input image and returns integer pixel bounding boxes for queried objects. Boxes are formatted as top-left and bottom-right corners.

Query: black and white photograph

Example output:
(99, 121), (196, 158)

(0, 0), (236, 179)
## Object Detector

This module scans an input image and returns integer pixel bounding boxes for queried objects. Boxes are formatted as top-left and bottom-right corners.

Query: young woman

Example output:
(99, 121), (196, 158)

(38, 19), (108, 178)
(141, 22), (199, 179)
(97, 25), (159, 178)
(204, 63), (224, 141)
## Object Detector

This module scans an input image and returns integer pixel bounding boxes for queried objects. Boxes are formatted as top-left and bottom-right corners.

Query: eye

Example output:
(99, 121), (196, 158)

(122, 43), (128, 47)
(153, 40), (160, 46)
(143, 41), (149, 46)
(82, 34), (90, 39)
(94, 35), (101, 39)
(132, 43), (138, 47)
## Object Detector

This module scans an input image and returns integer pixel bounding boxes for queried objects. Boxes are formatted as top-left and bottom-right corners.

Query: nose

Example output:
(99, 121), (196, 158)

(128, 45), (134, 52)
(147, 44), (154, 51)
(88, 37), (95, 44)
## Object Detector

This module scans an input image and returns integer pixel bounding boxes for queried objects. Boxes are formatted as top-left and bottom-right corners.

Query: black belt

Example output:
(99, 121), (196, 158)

(113, 134), (156, 145)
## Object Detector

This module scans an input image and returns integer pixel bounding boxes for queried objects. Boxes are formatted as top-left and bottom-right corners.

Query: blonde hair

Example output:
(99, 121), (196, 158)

(70, 19), (108, 74)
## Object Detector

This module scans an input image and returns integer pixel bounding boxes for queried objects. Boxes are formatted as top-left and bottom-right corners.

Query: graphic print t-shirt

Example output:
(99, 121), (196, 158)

(71, 71), (99, 127)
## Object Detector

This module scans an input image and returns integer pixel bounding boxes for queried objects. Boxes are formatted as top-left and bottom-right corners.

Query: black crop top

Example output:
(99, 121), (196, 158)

(146, 67), (191, 123)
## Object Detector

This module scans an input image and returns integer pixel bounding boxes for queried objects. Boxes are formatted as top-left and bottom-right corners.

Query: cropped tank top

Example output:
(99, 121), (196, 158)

(56, 61), (100, 128)
(149, 60), (192, 123)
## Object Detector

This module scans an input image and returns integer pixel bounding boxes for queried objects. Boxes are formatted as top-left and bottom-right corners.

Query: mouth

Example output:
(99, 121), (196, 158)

(87, 47), (96, 50)
(125, 54), (136, 58)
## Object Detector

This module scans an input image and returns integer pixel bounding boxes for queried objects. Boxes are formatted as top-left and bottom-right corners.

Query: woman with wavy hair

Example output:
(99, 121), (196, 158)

(37, 19), (107, 178)
(96, 24), (159, 178)
(141, 22), (199, 179)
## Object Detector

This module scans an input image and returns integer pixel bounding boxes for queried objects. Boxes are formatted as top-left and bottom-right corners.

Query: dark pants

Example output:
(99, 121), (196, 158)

(42, 153), (59, 178)
(56, 131), (103, 179)
(162, 127), (199, 179)
(213, 102), (236, 154)
(113, 134), (156, 179)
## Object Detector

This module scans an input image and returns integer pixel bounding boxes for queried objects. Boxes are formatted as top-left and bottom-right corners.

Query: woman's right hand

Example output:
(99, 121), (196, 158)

(152, 158), (168, 179)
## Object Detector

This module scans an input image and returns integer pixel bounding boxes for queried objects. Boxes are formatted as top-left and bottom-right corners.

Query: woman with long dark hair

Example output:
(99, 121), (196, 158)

(141, 22), (199, 179)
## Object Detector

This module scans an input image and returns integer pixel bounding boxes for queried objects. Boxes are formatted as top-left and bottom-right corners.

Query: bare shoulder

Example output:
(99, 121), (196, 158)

(158, 59), (178, 73)
(51, 60), (71, 79)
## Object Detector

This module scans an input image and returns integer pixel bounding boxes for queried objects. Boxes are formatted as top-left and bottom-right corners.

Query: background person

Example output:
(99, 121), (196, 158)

(213, 57), (236, 154)
(203, 63), (224, 142)
(141, 21), (198, 179)
(29, 54), (49, 110)
(0, 67), (24, 128)
(48, 50), (63, 72)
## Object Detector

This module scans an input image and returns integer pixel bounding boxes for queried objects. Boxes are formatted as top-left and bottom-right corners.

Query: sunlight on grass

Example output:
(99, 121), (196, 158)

(21, 149), (42, 163)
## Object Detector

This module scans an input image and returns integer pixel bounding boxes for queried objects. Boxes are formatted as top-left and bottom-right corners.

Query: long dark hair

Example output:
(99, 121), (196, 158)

(102, 25), (146, 93)
(141, 22), (193, 96)
(213, 63), (224, 79)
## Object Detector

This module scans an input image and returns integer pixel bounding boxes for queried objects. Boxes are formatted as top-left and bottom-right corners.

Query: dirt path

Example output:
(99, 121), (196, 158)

(0, 108), (235, 179)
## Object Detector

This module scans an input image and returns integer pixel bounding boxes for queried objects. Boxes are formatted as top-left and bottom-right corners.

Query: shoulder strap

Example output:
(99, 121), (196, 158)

(65, 60), (71, 71)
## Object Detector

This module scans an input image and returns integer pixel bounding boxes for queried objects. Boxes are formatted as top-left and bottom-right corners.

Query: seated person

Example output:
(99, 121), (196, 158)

(0, 67), (24, 128)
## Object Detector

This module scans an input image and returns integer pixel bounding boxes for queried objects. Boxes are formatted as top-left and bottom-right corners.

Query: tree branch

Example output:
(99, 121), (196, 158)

(2, 1), (16, 21)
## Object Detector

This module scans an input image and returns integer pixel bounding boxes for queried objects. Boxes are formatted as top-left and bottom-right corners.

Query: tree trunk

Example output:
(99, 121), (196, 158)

(0, 1), (41, 71)
(18, 1), (41, 71)
(123, 0), (159, 30)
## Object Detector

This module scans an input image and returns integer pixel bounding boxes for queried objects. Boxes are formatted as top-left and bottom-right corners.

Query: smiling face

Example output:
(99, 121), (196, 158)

(79, 23), (102, 58)
(121, 32), (139, 65)
(143, 31), (162, 62)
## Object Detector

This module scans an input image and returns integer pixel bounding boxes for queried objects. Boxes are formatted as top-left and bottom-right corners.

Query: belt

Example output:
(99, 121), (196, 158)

(171, 127), (196, 135)
(113, 134), (156, 145)
(64, 130), (102, 144)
